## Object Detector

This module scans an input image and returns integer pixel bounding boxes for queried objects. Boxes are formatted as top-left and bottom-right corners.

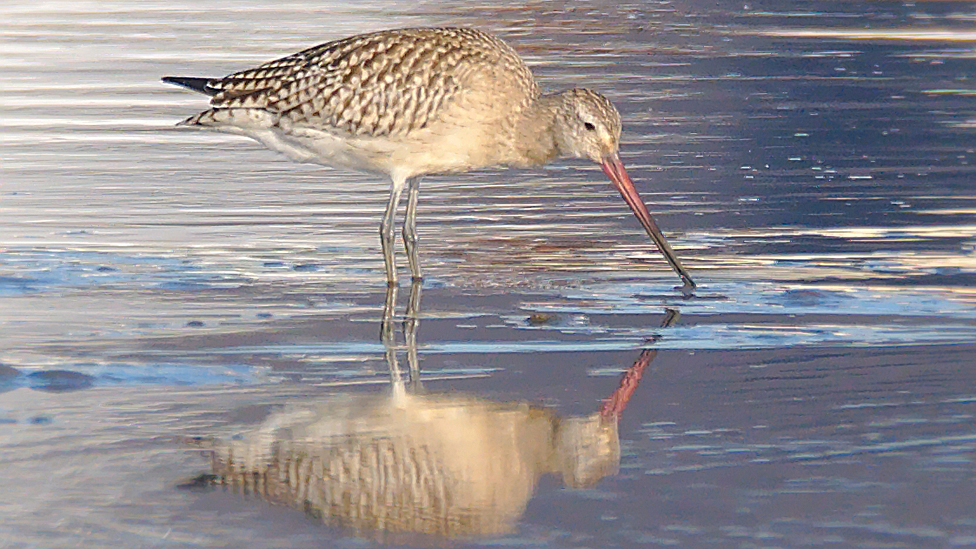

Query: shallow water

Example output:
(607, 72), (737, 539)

(2, 1), (976, 547)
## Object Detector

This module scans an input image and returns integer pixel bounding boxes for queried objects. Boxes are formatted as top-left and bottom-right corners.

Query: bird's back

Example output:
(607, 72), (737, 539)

(201, 28), (539, 140)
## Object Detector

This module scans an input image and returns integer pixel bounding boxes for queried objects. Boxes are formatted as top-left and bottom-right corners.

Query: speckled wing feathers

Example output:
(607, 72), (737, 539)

(197, 28), (539, 138)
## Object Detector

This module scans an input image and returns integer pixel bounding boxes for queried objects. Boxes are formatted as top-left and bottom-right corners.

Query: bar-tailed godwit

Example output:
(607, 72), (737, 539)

(164, 27), (696, 290)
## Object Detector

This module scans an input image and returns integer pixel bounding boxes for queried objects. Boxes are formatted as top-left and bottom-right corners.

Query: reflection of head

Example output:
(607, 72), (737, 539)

(553, 412), (620, 489)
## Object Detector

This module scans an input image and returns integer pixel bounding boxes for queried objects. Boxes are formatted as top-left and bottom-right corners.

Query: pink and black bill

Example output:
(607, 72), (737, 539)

(600, 153), (696, 291)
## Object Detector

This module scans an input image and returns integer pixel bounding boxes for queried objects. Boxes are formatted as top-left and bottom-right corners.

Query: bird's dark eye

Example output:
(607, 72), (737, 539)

(584, 121), (596, 131)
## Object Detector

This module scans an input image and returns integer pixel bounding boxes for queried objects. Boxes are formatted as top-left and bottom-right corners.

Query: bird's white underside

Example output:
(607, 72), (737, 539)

(198, 107), (500, 190)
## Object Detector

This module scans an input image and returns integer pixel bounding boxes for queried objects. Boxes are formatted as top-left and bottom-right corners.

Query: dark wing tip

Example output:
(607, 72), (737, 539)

(162, 76), (218, 96)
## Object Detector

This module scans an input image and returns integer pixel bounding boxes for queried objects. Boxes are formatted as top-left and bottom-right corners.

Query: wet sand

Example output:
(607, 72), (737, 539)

(4, 335), (976, 547)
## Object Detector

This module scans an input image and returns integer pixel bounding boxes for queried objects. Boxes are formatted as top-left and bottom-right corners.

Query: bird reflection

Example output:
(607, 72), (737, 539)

(183, 282), (678, 539)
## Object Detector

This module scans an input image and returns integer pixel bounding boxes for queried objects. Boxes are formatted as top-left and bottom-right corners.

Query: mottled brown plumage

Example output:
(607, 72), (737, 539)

(200, 28), (537, 140)
(163, 27), (695, 290)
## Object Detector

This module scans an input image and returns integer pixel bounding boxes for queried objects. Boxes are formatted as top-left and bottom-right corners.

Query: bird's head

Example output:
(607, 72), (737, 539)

(551, 88), (696, 291)
(553, 88), (622, 163)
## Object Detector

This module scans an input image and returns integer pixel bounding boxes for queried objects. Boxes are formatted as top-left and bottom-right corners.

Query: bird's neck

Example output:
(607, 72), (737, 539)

(509, 93), (567, 168)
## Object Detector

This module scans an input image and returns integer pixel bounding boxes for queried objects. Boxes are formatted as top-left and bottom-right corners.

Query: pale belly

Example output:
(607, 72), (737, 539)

(198, 107), (513, 180)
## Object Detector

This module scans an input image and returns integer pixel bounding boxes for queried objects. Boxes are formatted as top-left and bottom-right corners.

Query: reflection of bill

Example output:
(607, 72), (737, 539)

(601, 308), (680, 418)
(182, 285), (678, 539)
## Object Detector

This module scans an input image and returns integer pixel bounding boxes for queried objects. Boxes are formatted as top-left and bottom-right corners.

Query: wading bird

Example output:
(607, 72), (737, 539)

(164, 27), (695, 290)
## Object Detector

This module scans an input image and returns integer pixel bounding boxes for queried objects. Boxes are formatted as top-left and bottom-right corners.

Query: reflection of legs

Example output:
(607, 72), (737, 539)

(380, 177), (406, 286)
(381, 283), (405, 399)
(403, 176), (422, 281)
(404, 278), (423, 391)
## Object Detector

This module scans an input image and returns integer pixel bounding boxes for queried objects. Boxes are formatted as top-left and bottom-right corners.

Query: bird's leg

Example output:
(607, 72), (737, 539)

(402, 176), (423, 281)
(380, 178), (406, 286)
(404, 276), (423, 391)
(381, 282), (406, 400)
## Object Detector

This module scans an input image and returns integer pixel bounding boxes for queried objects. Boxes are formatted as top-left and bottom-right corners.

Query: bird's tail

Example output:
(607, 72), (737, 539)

(162, 76), (218, 96)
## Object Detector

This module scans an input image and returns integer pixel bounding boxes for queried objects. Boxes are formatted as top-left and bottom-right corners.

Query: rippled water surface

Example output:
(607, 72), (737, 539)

(2, 1), (976, 547)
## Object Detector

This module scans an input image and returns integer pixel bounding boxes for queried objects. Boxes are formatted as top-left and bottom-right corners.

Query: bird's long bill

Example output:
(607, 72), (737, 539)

(601, 153), (696, 290)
